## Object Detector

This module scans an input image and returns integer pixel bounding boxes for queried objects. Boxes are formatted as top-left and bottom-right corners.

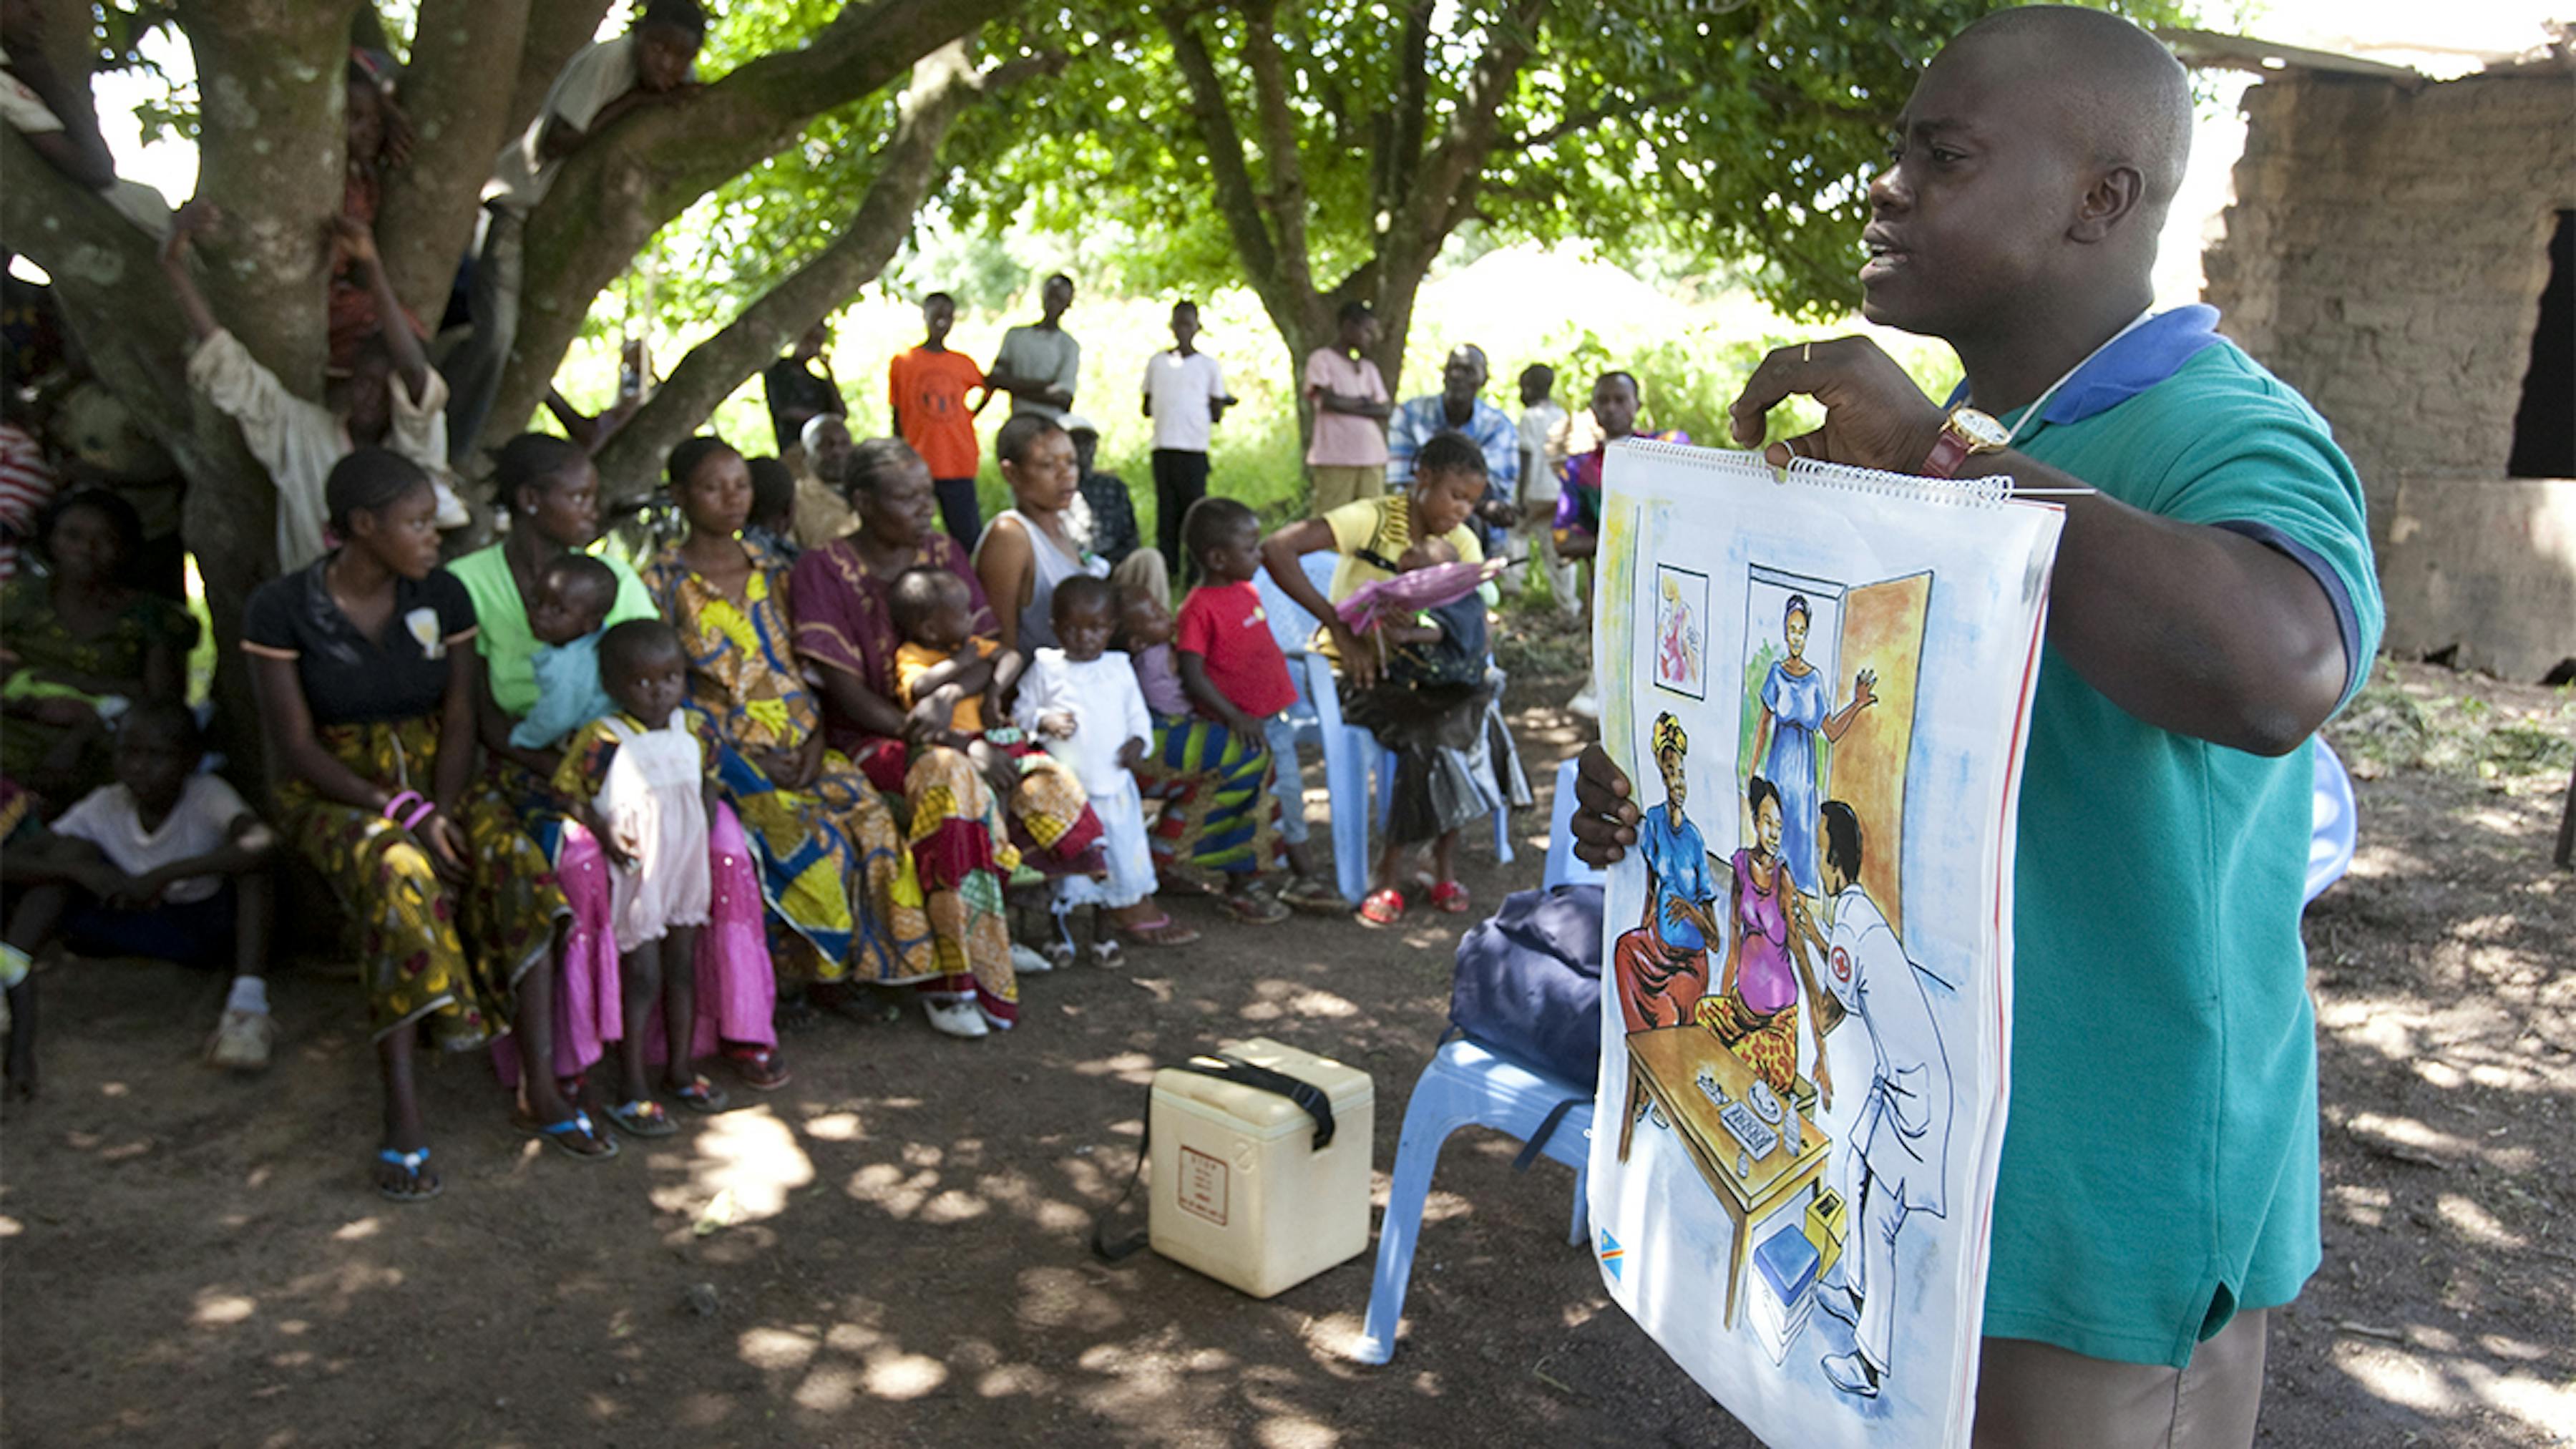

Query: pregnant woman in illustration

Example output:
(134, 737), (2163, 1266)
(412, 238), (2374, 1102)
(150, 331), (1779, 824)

(1699, 774), (1837, 1105)
(1747, 593), (1875, 897)
(1611, 712), (1719, 1032)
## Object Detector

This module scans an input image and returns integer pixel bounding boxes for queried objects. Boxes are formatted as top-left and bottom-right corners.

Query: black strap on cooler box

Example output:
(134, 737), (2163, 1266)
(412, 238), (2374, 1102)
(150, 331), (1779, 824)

(1090, 1052), (1337, 1262)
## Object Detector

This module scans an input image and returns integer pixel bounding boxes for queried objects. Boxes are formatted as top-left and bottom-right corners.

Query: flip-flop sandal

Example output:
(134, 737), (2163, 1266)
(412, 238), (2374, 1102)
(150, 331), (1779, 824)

(1114, 914), (1201, 947)
(605, 1098), (678, 1138)
(669, 1075), (732, 1115)
(1430, 880), (1473, 914)
(1277, 876), (1347, 914)
(1224, 892), (1290, 925)
(521, 1110), (620, 1161)
(1356, 887), (1406, 929)
(726, 1046), (792, 1092)
(375, 1146), (442, 1204)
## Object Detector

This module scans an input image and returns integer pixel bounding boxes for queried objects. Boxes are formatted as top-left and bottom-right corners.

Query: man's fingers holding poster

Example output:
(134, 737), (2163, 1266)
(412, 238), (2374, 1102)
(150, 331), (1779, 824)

(1570, 743), (1639, 865)
(1727, 336), (1949, 474)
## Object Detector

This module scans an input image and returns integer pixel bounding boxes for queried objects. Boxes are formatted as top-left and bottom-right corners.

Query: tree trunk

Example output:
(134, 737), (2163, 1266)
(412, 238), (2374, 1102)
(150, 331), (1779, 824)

(589, 44), (1024, 495)
(1160, 1), (1545, 459)
(373, 0), (536, 326)
(480, 0), (1022, 469)
(6, 4), (361, 791)
(2, 134), (279, 791)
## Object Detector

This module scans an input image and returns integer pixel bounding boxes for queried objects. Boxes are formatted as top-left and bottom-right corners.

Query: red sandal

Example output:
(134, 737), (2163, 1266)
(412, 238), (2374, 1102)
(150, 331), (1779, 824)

(1356, 887), (1406, 928)
(1429, 880), (1471, 914)
(724, 1045), (792, 1092)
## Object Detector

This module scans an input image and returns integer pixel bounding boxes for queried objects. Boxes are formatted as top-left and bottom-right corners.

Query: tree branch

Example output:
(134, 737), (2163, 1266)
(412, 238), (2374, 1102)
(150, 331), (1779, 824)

(1377, 0), (1435, 221)
(589, 44), (1047, 492)
(1387, 0), (1551, 282)
(1239, 2), (1314, 309)
(484, 0), (1020, 468)
(1159, 5), (1293, 328)
(173, 0), (361, 409)
(374, 0), (535, 326)
(1505, 84), (1694, 152)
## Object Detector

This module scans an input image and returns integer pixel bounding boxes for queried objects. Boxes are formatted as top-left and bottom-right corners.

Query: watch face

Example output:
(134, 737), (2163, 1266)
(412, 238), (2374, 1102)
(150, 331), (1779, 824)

(1952, 408), (2012, 449)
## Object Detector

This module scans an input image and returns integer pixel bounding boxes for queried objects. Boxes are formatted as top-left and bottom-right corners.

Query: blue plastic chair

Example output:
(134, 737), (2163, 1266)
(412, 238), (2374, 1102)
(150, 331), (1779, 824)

(2308, 738), (2357, 904)
(1264, 550), (1514, 904)
(1257, 555), (1380, 905)
(1354, 1038), (1594, 1365)
(1541, 756), (1608, 891)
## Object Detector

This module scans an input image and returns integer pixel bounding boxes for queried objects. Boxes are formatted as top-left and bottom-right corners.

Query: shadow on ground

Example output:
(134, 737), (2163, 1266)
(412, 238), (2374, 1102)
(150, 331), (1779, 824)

(1, 663), (2567, 1447)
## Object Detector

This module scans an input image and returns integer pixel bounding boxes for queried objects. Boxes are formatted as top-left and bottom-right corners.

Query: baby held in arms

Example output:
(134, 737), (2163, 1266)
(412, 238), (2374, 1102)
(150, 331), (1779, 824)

(509, 554), (621, 751)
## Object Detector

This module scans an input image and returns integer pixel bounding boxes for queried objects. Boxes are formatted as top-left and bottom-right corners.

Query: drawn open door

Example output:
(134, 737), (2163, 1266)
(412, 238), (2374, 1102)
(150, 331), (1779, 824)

(1826, 572), (1930, 938)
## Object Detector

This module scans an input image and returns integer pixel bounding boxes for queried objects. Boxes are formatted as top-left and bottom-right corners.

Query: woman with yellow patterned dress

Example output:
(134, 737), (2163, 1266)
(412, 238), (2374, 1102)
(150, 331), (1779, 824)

(243, 449), (609, 1203)
(640, 438), (970, 1030)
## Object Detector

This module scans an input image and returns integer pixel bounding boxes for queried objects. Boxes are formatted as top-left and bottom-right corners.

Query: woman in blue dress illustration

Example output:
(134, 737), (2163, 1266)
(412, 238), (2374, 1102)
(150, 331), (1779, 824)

(1747, 594), (1876, 897)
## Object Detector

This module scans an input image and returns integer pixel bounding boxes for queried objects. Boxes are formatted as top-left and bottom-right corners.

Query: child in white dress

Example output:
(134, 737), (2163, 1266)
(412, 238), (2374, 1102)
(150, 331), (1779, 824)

(1013, 576), (1195, 963)
(551, 620), (715, 1136)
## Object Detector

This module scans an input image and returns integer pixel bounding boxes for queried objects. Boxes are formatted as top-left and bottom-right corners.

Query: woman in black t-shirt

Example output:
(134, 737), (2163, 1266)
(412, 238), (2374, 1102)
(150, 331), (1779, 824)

(243, 449), (613, 1202)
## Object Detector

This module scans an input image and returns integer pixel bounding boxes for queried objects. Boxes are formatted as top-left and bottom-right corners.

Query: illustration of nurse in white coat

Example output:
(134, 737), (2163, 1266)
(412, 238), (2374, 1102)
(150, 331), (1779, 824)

(1810, 799), (1953, 1400)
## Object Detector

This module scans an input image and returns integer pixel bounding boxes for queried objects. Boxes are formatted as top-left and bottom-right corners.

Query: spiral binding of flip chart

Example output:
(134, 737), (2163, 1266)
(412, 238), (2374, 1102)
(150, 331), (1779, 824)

(1606, 436), (2019, 509)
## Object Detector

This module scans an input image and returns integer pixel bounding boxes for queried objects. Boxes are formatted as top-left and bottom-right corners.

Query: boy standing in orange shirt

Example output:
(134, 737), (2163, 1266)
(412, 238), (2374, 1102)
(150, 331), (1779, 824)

(889, 291), (990, 546)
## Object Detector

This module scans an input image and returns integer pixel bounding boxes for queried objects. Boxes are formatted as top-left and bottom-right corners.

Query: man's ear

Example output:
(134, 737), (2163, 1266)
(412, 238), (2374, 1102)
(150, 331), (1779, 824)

(2069, 165), (2146, 244)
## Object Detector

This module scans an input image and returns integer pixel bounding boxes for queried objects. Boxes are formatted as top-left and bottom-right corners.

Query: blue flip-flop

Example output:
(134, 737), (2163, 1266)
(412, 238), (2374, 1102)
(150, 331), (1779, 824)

(375, 1146), (441, 1203)
(524, 1110), (620, 1161)
(605, 1098), (678, 1138)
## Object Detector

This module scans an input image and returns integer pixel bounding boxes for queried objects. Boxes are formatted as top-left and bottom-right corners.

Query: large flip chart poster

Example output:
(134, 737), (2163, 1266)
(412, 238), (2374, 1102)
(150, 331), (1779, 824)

(1587, 441), (2064, 1448)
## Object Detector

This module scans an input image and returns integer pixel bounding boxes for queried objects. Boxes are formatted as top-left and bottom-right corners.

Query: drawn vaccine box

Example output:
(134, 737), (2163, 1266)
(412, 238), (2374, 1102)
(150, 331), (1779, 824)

(1805, 1185), (1849, 1279)
(1746, 1220), (1823, 1365)
(1148, 1037), (1374, 1298)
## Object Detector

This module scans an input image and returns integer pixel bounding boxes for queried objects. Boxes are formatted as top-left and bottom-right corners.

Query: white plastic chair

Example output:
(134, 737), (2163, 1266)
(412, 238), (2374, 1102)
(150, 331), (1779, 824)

(2308, 738), (2356, 903)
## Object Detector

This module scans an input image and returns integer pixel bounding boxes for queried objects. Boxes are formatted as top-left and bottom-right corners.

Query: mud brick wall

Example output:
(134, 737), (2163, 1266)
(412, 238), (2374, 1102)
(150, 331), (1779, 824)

(2203, 67), (2576, 678)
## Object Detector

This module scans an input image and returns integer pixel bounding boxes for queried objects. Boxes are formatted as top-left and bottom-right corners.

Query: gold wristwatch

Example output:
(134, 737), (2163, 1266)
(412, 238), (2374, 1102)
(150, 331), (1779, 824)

(1923, 406), (2010, 478)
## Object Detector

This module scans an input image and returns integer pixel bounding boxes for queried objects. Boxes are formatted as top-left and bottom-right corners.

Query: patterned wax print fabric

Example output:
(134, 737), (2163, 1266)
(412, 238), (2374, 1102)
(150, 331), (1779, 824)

(645, 539), (940, 994)
(269, 713), (565, 1049)
(0, 575), (197, 793)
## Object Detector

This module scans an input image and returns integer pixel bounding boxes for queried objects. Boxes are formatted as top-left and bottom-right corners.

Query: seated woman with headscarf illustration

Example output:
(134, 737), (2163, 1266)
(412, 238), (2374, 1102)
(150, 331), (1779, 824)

(1611, 712), (1720, 1032)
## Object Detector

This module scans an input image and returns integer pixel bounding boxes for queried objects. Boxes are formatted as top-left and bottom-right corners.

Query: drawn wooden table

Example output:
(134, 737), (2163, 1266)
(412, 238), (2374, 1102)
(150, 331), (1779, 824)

(1617, 1024), (1833, 1329)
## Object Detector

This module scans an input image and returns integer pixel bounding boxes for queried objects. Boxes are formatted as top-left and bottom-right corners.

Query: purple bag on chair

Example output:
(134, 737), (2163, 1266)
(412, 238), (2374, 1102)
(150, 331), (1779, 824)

(1448, 884), (1605, 1087)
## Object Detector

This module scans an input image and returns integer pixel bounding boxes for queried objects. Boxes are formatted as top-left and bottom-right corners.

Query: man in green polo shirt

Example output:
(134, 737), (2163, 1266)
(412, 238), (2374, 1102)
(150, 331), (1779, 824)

(1571, 9), (2379, 1445)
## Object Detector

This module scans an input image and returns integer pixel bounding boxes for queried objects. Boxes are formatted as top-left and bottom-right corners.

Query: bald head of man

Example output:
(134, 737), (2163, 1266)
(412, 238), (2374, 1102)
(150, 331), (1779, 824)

(1860, 6), (2191, 344)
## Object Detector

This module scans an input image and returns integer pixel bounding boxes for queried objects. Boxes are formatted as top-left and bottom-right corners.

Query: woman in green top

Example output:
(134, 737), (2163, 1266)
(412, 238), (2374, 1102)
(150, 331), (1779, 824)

(454, 434), (786, 1097)
(0, 490), (196, 806)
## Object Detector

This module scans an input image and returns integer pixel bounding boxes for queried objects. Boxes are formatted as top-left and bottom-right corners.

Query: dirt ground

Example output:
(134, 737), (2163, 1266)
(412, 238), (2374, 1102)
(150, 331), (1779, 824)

(1, 658), (2568, 1448)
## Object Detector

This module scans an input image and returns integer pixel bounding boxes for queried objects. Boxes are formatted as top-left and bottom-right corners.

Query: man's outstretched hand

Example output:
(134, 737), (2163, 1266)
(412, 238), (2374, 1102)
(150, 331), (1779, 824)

(1568, 742), (1639, 867)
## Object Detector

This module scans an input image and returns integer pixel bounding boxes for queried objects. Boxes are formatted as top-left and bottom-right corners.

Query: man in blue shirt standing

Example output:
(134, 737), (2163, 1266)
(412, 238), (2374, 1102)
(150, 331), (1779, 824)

(1571, 9), (2380, 1445)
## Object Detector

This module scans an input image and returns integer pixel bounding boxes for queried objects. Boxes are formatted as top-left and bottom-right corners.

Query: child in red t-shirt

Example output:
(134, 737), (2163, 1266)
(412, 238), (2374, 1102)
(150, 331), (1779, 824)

(1134, 497), (1314, 922)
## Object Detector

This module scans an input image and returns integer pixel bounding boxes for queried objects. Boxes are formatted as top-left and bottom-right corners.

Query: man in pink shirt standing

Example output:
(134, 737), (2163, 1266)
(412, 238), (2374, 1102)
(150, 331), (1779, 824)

(1302, 301), (1392, 514)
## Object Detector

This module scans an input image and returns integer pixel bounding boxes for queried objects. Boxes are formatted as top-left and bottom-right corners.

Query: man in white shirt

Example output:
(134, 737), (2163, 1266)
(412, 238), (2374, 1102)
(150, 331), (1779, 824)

(1, 703), (279, 1083)
(1511, 363), (1573, 610)
(1139, 300), (1236, 581)
(447, 0), (706, 463)
(1808, 799), (1954, 1402)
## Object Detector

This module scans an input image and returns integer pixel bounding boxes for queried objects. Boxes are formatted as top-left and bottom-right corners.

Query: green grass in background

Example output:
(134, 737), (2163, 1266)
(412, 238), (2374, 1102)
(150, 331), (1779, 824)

(550, 246), (1967, 547)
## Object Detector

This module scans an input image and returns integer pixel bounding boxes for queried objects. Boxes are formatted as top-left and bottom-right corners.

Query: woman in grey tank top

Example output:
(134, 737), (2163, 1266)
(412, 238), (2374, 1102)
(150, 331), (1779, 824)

(975, 414), (1108, 652)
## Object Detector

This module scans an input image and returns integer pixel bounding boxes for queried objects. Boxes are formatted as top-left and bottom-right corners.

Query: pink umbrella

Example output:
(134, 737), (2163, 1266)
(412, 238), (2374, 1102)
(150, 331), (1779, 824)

(1335, 558), (1508, 638)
